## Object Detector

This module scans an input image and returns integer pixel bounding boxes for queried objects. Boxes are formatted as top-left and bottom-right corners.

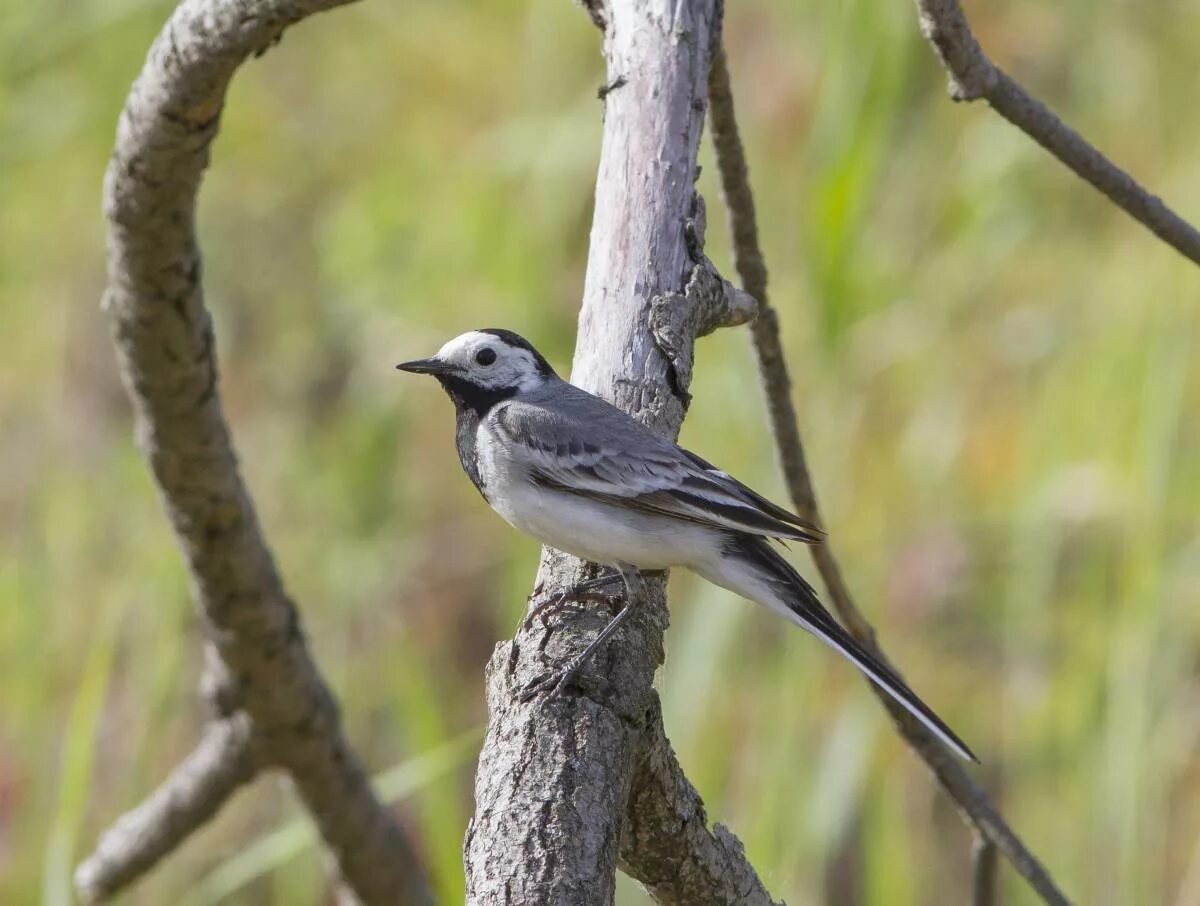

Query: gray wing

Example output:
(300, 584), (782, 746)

(494, 385), (823, 544)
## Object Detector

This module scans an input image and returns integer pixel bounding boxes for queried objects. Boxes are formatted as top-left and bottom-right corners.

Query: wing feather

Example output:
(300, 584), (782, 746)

(494, 395), (824, 544)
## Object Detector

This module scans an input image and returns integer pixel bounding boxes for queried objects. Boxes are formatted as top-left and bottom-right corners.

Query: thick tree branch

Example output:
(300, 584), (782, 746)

(465, 3), (775, 903)
(79, 2), (431, 903)
(75, 716), (257, 904)
(619, 702), (781, 906)
(709, 44), (1072, 905)
(915, 0), (1200, 267)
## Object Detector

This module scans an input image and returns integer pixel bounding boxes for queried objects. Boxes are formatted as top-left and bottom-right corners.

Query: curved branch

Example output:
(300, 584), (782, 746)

(915, 0), (1200, 266)
(80, 1), (431, 902)
(708, 44), (1071, 905)
(75, 716), (257, 904)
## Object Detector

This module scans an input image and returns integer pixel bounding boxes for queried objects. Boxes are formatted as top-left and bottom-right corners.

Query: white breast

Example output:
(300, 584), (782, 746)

(474, 410), (719, 571)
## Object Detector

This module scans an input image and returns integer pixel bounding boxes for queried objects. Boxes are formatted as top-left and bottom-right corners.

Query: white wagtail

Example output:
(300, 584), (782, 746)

(397, 328), (976, 762)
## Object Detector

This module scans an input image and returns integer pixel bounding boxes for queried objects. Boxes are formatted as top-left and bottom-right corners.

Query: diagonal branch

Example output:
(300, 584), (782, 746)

(75, 715), (258, 904)
(708, 43), (1071, 905)
(619, 701), (781, 905)
(915, 0), (1200, 267)
(78, 1), (431, 902)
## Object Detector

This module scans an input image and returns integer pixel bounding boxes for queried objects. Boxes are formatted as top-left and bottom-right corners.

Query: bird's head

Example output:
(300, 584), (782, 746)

(396, 329), (557, 414)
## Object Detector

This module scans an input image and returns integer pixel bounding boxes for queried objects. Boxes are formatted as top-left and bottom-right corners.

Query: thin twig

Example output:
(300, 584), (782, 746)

(75, 716), (257, 904)
(708, 43), (1071, 905)
(972, 835), (999, 906)
(915, 0), (1200, 267)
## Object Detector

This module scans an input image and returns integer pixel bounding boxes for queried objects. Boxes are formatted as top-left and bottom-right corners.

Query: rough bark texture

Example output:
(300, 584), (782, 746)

(914, 0), (1200, 267)
(618, 703), (780, 905)
(708, 43), (1072, 906)
(464, 2), (774, 904)
(76, 2), (431, 903)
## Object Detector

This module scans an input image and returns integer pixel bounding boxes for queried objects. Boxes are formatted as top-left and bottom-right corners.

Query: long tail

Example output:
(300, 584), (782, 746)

(707, 535), (978, 763)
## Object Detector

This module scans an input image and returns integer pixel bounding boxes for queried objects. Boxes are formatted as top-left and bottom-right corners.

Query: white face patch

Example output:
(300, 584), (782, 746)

(435, 330), (547, 392)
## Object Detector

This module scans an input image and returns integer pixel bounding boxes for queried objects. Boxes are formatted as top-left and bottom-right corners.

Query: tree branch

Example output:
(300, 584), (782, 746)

(972, 835), (999, 906)
(914, 0), (1200, 267)
(619, 701), (781, 905)
(708, 43), (1072, 905)
(75, 716), (257, 904)
(465, 2), (776, 903)
(80, 1), (431, 903)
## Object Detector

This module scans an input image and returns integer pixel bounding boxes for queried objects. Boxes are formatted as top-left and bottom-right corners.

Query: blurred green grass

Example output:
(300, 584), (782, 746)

(2, 0), (1199, 903)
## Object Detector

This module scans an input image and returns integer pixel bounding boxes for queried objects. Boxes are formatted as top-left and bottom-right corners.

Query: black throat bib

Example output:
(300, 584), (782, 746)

(437, 375), (517, 498)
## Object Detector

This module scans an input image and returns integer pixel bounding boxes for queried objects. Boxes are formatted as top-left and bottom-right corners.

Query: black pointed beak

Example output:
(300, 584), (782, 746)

(395, 357), (457, 376)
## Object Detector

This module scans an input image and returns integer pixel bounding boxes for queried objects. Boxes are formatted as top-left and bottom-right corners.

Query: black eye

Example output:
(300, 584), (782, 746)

(475, 348), (497, 366)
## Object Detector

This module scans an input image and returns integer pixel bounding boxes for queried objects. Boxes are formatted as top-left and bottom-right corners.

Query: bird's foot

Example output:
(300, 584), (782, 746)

(522, 572), (624, 635)
(518, 662), (583, 703)
(517, 564), (651, 702)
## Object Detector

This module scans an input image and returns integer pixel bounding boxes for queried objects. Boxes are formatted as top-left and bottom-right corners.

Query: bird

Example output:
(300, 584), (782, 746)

(396, 328), (976, 762)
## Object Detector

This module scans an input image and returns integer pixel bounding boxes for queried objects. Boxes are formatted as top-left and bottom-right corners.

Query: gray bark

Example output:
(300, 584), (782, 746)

(619, 702), (781, 904)
(75, 1), (431, 903)
(464, 2), (774, 904)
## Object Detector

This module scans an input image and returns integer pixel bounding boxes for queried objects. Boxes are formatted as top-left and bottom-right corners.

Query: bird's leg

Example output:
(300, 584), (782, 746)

(519, 563), (646, 702)
(520, 570), (624, 636)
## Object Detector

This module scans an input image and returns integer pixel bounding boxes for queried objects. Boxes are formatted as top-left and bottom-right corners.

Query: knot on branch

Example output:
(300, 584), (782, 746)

(916, 0), (997, 101)
(650, 195), (758, 405)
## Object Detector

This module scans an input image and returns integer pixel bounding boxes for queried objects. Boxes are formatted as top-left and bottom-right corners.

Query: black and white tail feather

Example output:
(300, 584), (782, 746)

(721, 535), (977, 763)
(397, 328), (977, 764)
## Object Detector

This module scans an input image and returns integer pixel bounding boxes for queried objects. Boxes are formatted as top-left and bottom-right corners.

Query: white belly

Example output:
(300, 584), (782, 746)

(497, 479), (717, 570)
(475, 420), (718, 571)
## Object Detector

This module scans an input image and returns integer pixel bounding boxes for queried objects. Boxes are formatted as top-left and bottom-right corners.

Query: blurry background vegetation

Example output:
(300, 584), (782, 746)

(2, 0), (1199, 903)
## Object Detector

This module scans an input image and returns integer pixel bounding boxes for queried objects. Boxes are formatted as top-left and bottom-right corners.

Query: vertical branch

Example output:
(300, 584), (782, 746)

(463, 2), (775, 903)
(972, 835), (999, 906)
(707, 44), (1071, 905)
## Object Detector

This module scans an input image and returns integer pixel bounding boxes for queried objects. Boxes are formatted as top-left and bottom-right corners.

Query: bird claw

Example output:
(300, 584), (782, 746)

(521, 574), (624, 635)
(518, 667), (576, 703)
(516, 566), (642, 703)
